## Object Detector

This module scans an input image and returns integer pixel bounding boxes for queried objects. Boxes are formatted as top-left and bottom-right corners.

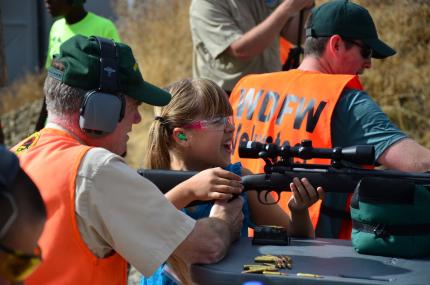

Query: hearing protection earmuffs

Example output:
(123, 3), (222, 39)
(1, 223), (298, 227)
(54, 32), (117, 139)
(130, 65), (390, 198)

(79, 36), (125, 137)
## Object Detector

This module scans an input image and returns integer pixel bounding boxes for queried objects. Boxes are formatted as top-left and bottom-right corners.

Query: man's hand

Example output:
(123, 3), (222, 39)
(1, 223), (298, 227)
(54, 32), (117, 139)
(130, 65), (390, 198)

(227, 0), (314, 60)
(209, 197), (244, 242)
(280, 0), (314, 43)
(173, 197), (244, 265)
(280, 0), (315, 16)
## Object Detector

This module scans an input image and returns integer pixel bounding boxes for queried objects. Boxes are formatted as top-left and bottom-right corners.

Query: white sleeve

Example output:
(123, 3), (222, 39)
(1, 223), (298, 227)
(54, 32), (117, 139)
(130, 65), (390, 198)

(75, 148), (195, 276)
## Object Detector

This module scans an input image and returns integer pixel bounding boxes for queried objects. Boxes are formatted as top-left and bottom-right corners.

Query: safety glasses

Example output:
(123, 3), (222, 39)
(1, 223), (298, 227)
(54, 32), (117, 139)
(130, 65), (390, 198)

(343, 38), (373, 59)
(0, 243), (42, 282)
(182, 116), (234, 131)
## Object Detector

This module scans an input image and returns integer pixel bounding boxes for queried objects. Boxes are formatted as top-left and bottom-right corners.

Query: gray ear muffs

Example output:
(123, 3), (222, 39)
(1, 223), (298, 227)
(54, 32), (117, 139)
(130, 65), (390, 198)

(79, 36), (124, 137)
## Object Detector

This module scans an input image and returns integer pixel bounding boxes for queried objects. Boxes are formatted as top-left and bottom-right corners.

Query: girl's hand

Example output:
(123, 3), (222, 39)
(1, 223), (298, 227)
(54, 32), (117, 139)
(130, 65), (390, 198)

(184, 167), (243, 201)
(288, 177), (325, 212)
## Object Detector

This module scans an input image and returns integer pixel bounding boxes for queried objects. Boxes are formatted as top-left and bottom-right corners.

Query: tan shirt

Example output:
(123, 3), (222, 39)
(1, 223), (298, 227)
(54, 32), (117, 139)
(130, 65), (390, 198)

(190, 0), (282, 91)
(75, 147), (195, 276)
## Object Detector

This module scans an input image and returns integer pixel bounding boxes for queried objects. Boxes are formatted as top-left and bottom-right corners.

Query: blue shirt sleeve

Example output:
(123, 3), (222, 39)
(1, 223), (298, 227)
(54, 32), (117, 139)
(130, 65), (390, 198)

(331, 89), (407, 160)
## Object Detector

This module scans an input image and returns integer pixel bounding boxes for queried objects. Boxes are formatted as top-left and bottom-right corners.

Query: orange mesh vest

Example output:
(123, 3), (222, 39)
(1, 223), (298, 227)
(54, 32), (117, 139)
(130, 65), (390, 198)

(13, 128), (128, 285)
(230, 70), (363, 239)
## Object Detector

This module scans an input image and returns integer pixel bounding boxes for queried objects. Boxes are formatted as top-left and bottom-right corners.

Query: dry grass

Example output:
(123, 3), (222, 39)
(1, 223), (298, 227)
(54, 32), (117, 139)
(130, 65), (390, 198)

(113, 0), (193, 167)
(1, 0), (429, 167)
(0, 71), (45, 115)
(354, 0), (430, 146)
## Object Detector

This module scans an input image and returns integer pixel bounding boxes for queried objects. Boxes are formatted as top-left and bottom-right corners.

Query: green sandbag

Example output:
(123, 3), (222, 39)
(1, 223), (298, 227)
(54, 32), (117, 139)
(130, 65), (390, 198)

(350, 177), (430, 258)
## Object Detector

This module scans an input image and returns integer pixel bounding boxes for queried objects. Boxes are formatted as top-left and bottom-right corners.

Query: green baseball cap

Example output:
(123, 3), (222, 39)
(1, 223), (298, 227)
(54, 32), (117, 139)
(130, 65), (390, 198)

(305, 0), (396, 59)
(48, 35), (171, 106)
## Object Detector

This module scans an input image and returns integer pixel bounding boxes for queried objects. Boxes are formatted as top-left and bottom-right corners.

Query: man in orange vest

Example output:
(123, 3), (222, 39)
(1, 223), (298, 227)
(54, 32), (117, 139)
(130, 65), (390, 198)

(230, 0), (430, 239)
(12, 35), (244, 285)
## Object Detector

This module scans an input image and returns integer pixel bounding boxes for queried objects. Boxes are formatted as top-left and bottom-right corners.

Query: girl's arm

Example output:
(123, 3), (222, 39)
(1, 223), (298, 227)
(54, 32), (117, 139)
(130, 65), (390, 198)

(244, 167), (324, 238)
(165, 167), (243, 209)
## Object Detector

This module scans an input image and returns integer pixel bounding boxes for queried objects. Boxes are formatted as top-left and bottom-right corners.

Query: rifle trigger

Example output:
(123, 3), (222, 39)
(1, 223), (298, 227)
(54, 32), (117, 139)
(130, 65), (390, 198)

(264, 191), (270, 203)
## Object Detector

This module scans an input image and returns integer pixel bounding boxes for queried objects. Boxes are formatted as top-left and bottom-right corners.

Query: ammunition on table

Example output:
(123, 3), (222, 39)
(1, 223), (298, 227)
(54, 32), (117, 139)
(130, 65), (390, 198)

(243, 264), (276, 271)
(297, 273), (322, 278)
(254, 255), (278, 263)
(242, 254), (293, 275)
(254, 254), (292, 269)
(263, 271), (285, 275)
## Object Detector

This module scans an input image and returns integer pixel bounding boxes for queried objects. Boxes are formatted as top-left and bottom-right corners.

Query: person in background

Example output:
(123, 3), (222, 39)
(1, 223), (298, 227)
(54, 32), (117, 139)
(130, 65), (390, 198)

(0, 146), (46, 284)
(140, 78), (324, 285)
(229, 0), (430, 240)
(44, 0), (121, 68)
(189, 0), (314, 95)
(12, 35), (243, 285)
(37, 0), (122, 131)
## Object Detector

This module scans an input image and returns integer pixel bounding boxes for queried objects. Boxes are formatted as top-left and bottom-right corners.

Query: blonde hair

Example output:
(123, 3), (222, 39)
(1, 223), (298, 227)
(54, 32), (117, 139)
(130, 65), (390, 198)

(145, 78), (232, 169)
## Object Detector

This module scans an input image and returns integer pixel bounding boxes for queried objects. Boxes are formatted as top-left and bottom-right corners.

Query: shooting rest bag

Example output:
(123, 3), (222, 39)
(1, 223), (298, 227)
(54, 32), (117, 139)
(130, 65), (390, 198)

(350, 177), (430, 258)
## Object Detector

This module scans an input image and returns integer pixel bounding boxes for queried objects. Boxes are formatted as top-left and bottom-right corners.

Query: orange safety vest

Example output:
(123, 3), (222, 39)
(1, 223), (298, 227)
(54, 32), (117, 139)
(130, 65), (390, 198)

(13, 128), (128, 285)
(230, 69), (363, 239)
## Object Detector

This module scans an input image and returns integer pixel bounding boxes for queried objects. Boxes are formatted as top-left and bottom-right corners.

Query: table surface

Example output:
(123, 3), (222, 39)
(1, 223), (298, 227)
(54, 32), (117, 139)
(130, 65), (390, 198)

(190, 237), (430, 285)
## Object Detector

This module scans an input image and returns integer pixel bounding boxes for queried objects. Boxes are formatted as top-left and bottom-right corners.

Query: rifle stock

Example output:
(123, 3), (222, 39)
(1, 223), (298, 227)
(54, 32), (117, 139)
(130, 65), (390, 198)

(137, 169), (197, 194)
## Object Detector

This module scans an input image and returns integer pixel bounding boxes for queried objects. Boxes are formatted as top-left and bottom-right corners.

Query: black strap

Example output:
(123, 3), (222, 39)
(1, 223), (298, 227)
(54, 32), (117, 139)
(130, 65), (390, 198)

(94, 36), (119, 94)
(282, 10), (304, 71)
(352, 220), (430, 237)
(320, 204), (351, 220)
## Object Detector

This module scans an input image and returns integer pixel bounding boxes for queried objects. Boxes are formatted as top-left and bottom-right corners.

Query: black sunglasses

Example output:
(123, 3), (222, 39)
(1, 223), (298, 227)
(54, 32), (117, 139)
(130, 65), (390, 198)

(342, 38), (373, 59)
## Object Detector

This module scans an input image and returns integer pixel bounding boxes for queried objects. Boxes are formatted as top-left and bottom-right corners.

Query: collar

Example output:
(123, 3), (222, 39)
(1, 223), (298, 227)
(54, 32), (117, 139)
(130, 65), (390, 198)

(45, 123), (86, 145)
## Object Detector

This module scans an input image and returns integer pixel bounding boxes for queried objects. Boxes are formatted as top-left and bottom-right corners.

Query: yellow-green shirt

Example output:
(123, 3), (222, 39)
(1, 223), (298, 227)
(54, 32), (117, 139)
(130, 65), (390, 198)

(45, 12), (121, 69)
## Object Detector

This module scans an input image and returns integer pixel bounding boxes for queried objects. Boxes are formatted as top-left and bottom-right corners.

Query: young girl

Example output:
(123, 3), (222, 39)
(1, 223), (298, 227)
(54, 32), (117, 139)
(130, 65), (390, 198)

(140, 78), (324, 285)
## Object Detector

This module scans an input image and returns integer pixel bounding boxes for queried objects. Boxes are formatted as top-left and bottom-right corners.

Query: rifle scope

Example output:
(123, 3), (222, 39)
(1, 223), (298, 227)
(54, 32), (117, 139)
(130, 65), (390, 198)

(239, 140), (375, 165)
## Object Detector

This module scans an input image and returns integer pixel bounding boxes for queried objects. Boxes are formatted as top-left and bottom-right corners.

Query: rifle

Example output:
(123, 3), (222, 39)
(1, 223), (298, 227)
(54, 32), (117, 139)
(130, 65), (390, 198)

(138, 140), (430, 205)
